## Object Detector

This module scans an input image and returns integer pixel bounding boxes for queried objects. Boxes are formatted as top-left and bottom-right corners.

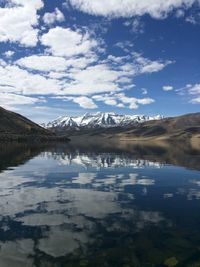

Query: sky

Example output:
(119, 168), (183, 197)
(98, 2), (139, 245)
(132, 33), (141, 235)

(0, 0), (200, 123)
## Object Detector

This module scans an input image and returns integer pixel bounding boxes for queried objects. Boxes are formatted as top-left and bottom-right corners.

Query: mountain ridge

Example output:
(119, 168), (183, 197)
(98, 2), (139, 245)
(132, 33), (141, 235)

(44, 112), (163, 131)
(0, 106), (70, 142)
(44, 111), (200, 142)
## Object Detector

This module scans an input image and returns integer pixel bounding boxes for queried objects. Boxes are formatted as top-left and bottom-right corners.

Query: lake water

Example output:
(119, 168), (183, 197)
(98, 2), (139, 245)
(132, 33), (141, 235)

(0, 141), (200, 267)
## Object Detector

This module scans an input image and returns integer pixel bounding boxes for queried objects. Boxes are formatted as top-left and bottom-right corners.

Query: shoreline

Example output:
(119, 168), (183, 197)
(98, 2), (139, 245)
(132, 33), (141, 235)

(0, 134), (70, 143)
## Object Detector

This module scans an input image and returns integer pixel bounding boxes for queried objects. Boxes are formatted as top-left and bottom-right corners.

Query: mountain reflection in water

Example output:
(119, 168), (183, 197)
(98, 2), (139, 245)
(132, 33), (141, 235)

(0, 141), (200, 267)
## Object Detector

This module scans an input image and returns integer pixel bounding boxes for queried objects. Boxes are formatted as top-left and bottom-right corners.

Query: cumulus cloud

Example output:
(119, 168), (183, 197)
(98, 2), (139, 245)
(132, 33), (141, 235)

(93, 94), (118, 106)
(55, 96), (98, 109)
(41, 26), (98, 57)
(55, 91), (154, 110)
(0, 49), (170, 99)
(134, 53), (172, 74)
(66, 0), (198, 19)
(17, 55), (68, 72)
(59, 53), (168, 95)
(0, 93), (44, 110)
(72, 96), (98, 109)
(61, 64), (124, 95)
(93, 93), (155, 109)
(0, 41), (170, 112)
(141, 61), (168, 73)
(163, 85), (174, 91)
(0, 63), (61, 95)
(0, 0), (43, 46)
(43, 8), (65, 25)
(0, 7), (171, 113)
(117, 93), (155, 109)
(16, 55), (97, 72)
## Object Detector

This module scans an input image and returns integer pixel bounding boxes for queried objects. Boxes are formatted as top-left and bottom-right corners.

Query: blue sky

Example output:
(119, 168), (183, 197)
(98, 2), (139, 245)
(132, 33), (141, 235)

(0, 0), (200, 123)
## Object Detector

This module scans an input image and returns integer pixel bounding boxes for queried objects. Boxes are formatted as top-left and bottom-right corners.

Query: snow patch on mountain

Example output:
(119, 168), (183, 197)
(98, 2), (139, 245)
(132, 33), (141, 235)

(45, 112), (163, 129)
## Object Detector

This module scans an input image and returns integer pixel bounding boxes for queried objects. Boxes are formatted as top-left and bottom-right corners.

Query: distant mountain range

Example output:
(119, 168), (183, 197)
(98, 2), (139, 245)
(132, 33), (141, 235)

(44, 112), (163, 130)
(1, 106), (200, 142)
(44, 111), (200, 141)
(115, 112), (200, 140)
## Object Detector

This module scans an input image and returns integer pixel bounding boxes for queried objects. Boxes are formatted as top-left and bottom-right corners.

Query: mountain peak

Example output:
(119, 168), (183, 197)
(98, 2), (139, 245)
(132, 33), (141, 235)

(45, 112), (164, 130)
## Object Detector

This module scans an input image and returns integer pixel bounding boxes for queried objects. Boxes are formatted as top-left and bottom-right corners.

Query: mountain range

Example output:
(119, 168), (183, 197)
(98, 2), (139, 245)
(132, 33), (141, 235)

(44, 111), (200, 142)
(0, 106), (200, 142)
(44, 112), (163, 131)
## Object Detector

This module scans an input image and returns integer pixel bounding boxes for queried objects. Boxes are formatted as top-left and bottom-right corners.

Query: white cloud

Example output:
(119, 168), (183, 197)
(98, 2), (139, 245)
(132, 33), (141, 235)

(187, 84), (200, 104)
(0, 51), (170, 98)
(190, 97), (200, 103)
(73, 96), (98, 109)
(134, 54), (172, 73)
(132, 17), (144, 33)
(0, 15), (171, 112)
(185, 14), (200, 24)
(115, 41), (134, 52)
(117, 103), (125, 108)
(41, 26), (98, 57)
(4, 50), (15, 58)
(188, 84), (200, 94)
(176, 83), (200, 104)
(43, 8), (65, 25)
(104, 99), (118, 106)
(0, 63), (61, 95)
(0, 92), (44, 110)
(137, 98), (155, 105)
(107, 55), (129, 64)
(66, 0), (198, 19)
(17, 54), (97, 72)
(117, 53), (173, 76)
(0, 0), (43, 46)
(141, 61), (168, 73)
(93, 92), (154, 109)
(56, 91), (155, 110)
(124, 17), (144, 34)
(56, 96), (98, 109)
(163, 85), (174, 91)
(17, 55), (68, 72)
(116, 93), (155, 109)
(61, 64), (123, 95)
(93, 94), (118, 106)
(0, 42), (172, 117)
(142, 88), (148, 95)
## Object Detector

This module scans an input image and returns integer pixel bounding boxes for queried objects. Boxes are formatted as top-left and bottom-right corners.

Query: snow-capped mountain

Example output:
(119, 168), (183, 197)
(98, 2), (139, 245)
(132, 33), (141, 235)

(45, 112), (163, 130)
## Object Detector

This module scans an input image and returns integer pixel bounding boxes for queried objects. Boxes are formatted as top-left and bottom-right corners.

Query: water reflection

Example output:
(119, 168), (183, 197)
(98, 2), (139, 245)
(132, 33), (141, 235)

(0, 141), (200, 266)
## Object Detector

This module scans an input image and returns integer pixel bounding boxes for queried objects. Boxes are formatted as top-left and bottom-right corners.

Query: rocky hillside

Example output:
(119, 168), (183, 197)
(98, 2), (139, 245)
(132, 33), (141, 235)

(0, 106), (51, 135)
(0, 106), (69, 142)
(102, 112), (200, 140)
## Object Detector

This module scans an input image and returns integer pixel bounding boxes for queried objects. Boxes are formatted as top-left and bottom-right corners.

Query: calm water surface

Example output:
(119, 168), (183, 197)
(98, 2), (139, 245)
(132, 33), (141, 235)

(0, 142), (200, 267)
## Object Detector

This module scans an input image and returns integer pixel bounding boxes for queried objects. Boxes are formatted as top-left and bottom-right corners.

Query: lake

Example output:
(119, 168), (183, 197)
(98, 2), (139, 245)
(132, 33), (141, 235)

(0, 140), (200, 267)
